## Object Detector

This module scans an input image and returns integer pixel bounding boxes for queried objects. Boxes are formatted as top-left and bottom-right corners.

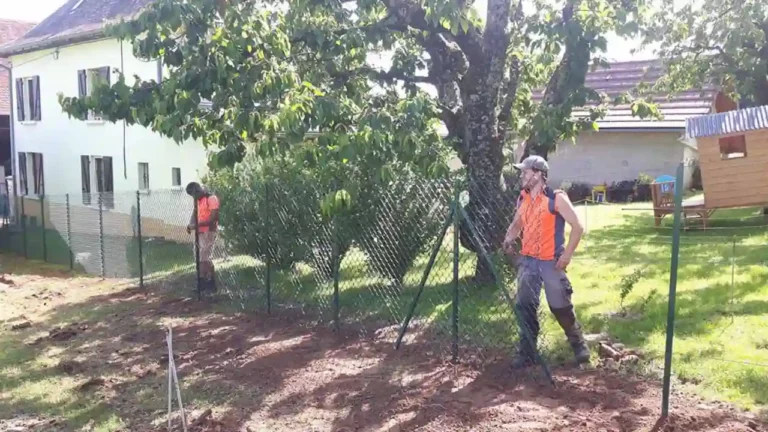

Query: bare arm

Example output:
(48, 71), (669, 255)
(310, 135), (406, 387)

(555, 192), (583, 259)
(502, 208), (524, 255)
(505, 210), (523, 243)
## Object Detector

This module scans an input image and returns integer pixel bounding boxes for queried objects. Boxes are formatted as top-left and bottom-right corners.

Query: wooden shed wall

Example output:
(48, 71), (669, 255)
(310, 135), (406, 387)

(698, 129), (768, 209)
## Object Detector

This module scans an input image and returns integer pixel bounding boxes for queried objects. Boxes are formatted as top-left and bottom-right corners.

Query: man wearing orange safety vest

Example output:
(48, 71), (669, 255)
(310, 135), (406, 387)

(503, 155), (590, 368)
(186, 182), (220, 293)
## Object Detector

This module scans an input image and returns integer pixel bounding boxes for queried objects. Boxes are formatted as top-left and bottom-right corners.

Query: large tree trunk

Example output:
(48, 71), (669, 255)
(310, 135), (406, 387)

(459, 68), (513, 283)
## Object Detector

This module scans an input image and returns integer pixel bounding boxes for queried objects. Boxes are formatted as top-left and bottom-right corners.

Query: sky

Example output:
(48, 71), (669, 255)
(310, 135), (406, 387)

(1, 0), (657, 61)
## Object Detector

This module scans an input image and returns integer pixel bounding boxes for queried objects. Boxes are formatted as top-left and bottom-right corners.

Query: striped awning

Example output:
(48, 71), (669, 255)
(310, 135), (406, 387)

(686, 105), (768, 139)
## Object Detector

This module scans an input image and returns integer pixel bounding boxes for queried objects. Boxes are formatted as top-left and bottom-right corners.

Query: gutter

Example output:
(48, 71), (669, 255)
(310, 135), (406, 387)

(0, 62), (16, 217)
(0, 28), (106, 57)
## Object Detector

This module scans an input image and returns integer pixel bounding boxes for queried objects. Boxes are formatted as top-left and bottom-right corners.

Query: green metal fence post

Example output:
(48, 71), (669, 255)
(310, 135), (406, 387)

(395, 206), (454, 350)
(661, 162), (684, 418)
(194, 197), (201, 301)
(459, 205), (555, 387)
(20, 197), (27, 259)
(99, 194), (105, 278)
(137, 191), (144, 288)
(265, 185), (271, 315)
(66, 194), (73, 270)
(266, 257), (272, 315)
(40, 195), (47, 262)
(332, 220), (341, 333)
(451, 185), (460, 363)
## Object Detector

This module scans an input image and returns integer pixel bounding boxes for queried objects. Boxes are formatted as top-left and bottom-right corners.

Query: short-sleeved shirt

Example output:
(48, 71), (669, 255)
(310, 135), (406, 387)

(517, 187), (565, 261)
(197, 195), (219, 232)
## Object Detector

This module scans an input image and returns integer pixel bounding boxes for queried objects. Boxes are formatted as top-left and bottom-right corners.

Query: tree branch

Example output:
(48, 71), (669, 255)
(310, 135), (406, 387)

(332, 66), (437, 84)
(381, 0), (484, 65)
(497, 0), (525, 133)
(290, 13), (398, 45)
(497, 55), (521, 132)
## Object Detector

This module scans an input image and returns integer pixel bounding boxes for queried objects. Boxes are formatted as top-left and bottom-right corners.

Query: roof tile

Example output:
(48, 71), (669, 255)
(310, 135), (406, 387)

(534, 59), (716, 130)
(0, 0), (153, 56)
(0, 19), (37, 115)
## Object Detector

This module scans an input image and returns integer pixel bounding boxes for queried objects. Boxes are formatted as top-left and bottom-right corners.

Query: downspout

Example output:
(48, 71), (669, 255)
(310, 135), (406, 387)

(0, 62), (17, 220)
(120, 40), (127, 180)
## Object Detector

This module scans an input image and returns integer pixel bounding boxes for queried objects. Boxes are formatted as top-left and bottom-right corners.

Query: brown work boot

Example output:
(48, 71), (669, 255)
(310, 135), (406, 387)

(550, 305), (591, 365)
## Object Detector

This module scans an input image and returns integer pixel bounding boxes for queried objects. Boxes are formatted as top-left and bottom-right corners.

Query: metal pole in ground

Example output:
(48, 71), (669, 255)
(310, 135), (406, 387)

(66, 194), (73, 270)
(265, 184), (271, 315)
(40, 195), (47, 262)
(395, 206), (454, 350)
(451, 185), (460, 363)
(661, 162), (684, 417)
(194, 197), (201, 301)
(266, 257), (272, 315)
(332, 221), (340, 333)
(137, 191), (144, 288)
(459, 203), (555, 386)
(21, 197), (27, 259)
(99, 194), (105, 278)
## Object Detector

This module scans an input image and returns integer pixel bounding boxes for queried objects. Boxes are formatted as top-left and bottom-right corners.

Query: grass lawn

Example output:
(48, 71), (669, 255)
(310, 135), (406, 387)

(570, 202), (768, 409)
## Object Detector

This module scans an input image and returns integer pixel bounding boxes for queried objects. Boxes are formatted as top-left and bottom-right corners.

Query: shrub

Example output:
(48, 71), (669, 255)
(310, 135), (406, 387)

(207, 148), (447, 285)
(206, 159), (323, 272)
(608, 180), (638, 203)
(565, 182), (592, 203)
(357, 173), (450, 285)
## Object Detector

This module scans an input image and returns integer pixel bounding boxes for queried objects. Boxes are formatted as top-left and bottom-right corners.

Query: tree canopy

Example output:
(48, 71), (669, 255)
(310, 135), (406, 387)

(60, 0), (656, 172)
(644, 0), (768, 105)
(59, 0), (659, 280)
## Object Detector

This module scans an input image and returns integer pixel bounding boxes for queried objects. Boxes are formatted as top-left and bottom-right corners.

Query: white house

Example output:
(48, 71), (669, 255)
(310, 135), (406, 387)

(0, 0), (209, 209)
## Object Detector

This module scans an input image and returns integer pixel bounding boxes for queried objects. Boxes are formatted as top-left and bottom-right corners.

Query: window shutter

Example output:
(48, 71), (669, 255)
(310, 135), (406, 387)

(31, 153), (44, 195)
(18, 153), (27, 195)
(103, 157), (114, 192)
(81, 156), (91, 193)
(15, 79), (25, 121)
(33, 76), (41, 121)
(77, 70), (87, 97)
(101, 66), (111, 85)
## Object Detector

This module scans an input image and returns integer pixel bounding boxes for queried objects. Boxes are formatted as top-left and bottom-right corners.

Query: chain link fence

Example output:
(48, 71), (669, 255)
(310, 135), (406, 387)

(1, 162), (765, 408)
(0, 177), (565, 383)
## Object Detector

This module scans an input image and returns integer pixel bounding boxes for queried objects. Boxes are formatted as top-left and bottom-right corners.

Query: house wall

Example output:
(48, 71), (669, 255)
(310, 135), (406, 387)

(546, 130), (695, 190)
(698, 130), (768, 209)
(9, 38), (209, 237)
(9, 39), (209, 199)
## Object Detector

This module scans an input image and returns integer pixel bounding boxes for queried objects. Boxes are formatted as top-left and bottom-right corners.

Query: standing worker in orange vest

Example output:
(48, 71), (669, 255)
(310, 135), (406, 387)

(186, 182), (220, 293)
(503, 155), (590, 368)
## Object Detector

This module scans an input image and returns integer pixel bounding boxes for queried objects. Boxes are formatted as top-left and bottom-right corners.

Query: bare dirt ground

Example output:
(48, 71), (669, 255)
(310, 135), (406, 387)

(0, 256), (766, 432)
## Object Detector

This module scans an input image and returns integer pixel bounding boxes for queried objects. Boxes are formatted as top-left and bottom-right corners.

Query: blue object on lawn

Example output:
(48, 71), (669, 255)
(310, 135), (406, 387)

(654, 175), (676, 193)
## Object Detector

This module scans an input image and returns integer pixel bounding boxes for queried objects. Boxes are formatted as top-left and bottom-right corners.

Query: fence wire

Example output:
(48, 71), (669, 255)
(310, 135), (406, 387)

(0, 176), (575, 379)
(1, 163), (766, 411)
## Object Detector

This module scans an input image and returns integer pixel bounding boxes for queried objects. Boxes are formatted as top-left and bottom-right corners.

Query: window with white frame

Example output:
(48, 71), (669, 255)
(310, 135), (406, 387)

(81, 155), (114, 208)
(18, 152), (44, 196)
(138, 163), (150, 190)
(172, 167), (181, 187)
(15, 76), (41, 122)
(77, 67), (110, 120)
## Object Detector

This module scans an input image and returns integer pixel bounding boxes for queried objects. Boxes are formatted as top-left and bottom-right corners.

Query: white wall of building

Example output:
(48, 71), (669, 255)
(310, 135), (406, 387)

(10, 38), (209, 203)
(546, 130), (696, 190)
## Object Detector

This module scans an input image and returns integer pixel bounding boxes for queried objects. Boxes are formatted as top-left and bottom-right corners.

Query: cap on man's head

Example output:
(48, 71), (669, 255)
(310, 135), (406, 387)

(513, 155), (549, 172)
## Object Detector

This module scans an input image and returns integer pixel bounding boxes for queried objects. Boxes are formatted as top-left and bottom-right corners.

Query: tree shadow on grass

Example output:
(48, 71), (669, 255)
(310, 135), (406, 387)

(583, 272), (768, 347)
